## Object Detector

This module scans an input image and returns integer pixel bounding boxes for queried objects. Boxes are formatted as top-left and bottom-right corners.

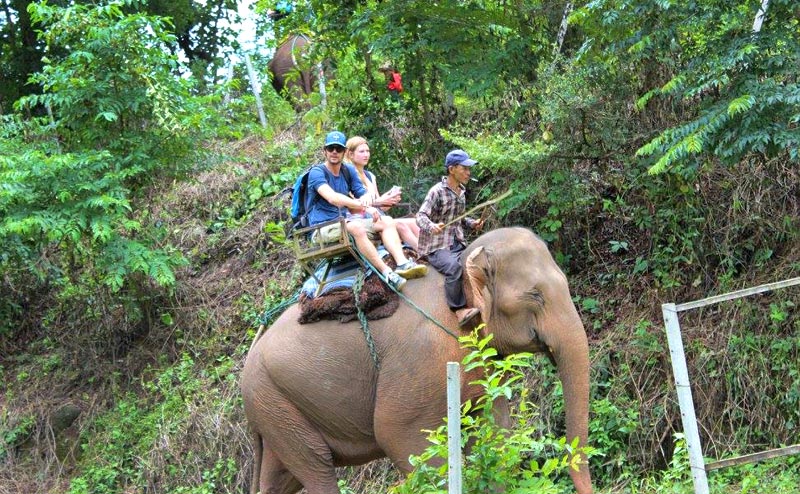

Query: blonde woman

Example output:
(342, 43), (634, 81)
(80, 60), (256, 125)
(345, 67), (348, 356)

(345, 136), (420, 251)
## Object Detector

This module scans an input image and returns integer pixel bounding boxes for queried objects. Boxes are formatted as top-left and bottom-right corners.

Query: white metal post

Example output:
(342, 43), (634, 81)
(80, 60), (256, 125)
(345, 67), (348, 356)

(244, 54), (267, 128)
(446, 362), (462, 494)
(662, 303), (709, 494)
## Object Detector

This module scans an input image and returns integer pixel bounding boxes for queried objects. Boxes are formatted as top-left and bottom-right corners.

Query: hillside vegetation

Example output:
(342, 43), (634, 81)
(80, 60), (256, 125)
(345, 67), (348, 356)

(1, 1), (799, 493)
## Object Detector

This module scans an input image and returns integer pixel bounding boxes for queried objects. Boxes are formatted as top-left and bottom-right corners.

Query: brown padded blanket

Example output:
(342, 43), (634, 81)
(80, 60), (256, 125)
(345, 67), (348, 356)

(297, 270), (399, 323)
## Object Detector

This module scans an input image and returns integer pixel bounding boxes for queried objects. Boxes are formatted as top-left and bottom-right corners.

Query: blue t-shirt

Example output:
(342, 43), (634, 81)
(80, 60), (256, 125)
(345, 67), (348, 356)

(306, 163), (367, 225)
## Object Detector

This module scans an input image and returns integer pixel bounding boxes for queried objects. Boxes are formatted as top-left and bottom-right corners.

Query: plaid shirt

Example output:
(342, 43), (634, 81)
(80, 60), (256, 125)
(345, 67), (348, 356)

(416, 177), (477, 257)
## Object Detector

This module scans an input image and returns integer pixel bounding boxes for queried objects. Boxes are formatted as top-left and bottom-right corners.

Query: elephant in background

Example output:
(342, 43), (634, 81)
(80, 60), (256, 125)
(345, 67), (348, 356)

(267, 33), (317, 107)
(240, 227), (593, 494)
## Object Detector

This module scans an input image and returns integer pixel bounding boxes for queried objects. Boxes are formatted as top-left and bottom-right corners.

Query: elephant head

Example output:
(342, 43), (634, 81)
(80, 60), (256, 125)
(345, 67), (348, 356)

(241, 227), (592, 494)
(268, 33), (317, 108)
(463, 227), (592, 493)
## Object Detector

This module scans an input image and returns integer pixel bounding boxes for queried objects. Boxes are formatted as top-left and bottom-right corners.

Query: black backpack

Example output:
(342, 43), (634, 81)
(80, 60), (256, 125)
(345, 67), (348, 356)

(289, 163), (353, 234)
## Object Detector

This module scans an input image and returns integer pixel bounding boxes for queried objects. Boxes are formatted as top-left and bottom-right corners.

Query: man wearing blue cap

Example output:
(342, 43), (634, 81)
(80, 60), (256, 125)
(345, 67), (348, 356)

(306, 131), (427, 292)
(416, 149), (484, 328)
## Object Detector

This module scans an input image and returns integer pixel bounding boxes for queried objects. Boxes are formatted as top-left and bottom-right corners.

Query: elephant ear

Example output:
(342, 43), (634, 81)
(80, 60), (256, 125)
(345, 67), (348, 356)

(465, 246), (492, 323)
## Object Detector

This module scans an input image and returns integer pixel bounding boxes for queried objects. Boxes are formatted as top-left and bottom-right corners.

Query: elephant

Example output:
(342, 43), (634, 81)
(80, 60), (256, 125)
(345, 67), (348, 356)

(267, 33), (316, 107)
(240, 227), (593, 494)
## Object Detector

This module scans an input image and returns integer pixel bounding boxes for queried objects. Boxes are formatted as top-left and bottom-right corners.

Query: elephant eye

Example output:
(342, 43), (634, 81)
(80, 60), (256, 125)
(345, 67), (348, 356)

(518, 288), (544, 307)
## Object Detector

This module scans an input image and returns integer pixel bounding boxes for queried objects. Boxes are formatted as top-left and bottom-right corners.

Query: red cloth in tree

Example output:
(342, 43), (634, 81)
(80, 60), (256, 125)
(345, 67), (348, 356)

(387, 71), (403, 93)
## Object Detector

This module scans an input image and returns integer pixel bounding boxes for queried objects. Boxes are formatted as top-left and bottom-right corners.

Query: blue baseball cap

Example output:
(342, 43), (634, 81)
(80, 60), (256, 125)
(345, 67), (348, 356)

(445, 149), (477, 172)
(324, 131), (347, 147)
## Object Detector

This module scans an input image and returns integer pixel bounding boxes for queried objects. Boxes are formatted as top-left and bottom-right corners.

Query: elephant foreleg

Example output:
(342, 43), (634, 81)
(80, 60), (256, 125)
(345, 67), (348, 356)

(256, 442), (302, 494)
(375, 417), (442, 474)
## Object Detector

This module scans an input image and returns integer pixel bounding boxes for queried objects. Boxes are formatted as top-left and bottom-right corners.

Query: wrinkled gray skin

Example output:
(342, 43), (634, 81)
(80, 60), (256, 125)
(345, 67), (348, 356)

(241, 227), (592, 494)
(268, 34), (314, 107)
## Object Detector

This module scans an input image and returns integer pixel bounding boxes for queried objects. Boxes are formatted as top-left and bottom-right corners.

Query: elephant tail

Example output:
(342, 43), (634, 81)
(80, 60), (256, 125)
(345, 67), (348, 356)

(250, 431), (263, 494)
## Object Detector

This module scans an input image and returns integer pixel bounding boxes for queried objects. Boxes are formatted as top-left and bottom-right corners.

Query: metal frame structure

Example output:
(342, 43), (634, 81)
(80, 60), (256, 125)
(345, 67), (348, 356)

(290, 217), (368, 295)
(661, 277), (800, 494)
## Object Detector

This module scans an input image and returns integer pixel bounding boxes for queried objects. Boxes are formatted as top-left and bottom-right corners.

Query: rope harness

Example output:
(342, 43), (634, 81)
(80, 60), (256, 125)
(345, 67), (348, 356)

(348, 235), (458, 336)
(352, 270), (381, 369)
(251, 292), (300, 353)
(288, 33), (310, 69)
(349, 240), (458, 370)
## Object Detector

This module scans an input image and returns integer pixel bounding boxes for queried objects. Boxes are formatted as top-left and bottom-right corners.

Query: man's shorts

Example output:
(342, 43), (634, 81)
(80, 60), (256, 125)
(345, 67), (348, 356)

(312, 216), (380, 245)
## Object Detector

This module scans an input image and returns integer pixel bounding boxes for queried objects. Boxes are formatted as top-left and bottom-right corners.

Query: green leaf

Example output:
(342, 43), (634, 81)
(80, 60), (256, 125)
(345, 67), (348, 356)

(97, 111), (118, 122)
(727, 94), (754, 117)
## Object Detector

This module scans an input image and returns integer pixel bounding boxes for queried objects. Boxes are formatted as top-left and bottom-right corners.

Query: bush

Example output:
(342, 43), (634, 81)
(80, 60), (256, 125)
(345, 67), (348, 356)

(391, 331), (590, 494)
(0, 0), (202, 336)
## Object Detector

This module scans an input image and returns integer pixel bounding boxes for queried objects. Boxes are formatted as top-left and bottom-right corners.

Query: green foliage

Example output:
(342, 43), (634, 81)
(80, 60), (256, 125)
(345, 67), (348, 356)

(2, 1), (800, 493)
(0, 0), (43, 112)
(0, 412), (35, 461)
(0, 0), (240, 111)
(170, 457), (239, 494)
(0, 0), (203, 330)
(217, 64), (298, 138)
(291, 0), (552, 97)
(67, 353), (241, 494)
(22, 0), (197, 159)
(707, 455), (800, 494)
(67, 398), (151, 494)
(573, 0), (800, 172)
(392, 331), (588, 494)
(535, 55), (636, 156)
(628, 434), (800, 493)
(1, 143), (184, 285)
(143, 0), (240, 85)
(440, 128), (593, 261)
(589, 397), (640, 478)
(264, 0), (562, 156)
(628, 434), (692, 494)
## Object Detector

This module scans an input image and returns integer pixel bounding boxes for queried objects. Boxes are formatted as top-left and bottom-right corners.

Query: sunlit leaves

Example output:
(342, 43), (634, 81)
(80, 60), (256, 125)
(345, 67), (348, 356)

(660, 74), (685, 96)
(727, 94), (754, 117)
(22, 0), (192, 152)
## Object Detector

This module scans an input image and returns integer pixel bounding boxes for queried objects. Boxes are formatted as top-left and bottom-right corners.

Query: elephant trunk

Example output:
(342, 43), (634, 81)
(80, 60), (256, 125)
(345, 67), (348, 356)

(552, 327), (593, 494)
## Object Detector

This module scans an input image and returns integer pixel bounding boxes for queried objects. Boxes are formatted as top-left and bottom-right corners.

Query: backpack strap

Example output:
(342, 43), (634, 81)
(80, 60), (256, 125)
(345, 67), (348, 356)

(305, 163), (360, 221)
(303, 163), (326, 218)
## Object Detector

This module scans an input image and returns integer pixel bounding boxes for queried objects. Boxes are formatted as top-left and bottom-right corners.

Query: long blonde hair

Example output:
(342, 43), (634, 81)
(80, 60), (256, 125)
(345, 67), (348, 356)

(345, 136), (368, 164)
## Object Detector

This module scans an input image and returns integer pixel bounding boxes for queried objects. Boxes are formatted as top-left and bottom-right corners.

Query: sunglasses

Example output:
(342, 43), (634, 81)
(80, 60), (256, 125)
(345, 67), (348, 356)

(325, 145), (345, 152)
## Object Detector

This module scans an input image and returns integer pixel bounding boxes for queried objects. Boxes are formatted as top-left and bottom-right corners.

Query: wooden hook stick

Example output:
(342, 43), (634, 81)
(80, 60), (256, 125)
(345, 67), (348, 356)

(442, 189), (512, 229)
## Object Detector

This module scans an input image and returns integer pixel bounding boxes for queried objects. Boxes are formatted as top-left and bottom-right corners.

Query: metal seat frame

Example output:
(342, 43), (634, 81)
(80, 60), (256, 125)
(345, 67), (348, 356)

(290, 217), (369, 296)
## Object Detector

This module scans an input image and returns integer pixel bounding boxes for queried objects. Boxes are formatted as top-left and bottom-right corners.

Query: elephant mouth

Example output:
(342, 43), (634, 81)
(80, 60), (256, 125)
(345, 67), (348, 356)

(527, 329), (549, 353)
(490, 322), (548, 357)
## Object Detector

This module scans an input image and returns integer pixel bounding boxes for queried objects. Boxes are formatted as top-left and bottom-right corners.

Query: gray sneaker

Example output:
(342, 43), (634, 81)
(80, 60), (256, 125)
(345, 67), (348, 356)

(395, 260), (428, 279)
(385, 271), (407, 292)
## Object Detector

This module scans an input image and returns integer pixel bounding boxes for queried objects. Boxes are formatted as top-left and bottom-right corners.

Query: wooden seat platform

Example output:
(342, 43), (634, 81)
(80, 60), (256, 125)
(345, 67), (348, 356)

(290, 217), (367, 295)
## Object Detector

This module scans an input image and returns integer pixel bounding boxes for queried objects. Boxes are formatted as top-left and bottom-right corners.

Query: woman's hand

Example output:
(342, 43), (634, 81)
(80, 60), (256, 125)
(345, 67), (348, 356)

(377, 192), (401, 207)
(358, 195), (374, 208)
